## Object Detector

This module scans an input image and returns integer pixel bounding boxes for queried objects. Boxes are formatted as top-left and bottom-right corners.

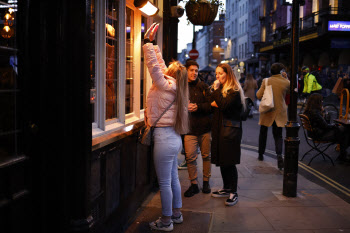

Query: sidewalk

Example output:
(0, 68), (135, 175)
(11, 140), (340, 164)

(125, 148), (350, 233)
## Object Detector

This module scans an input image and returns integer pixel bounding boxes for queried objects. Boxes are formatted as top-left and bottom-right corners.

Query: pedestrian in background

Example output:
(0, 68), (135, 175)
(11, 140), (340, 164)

(302, 66), (322, 95)
(183, 59), (213, 197)
(243, 73), (258, 118)
(210, 63), (246, 206)
(143, 23), (189, 231)
(256, 63), (290, 170)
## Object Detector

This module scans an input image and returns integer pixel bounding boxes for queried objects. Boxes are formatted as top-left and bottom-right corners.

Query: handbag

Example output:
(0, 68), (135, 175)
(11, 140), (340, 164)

(240, 97), (253, 121)
(139, 99), (175, 146)
(259, 78), (274, 113)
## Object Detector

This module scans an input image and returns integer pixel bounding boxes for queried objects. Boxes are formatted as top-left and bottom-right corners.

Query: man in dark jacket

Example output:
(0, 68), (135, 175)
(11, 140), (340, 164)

(183, 60), (213, 197)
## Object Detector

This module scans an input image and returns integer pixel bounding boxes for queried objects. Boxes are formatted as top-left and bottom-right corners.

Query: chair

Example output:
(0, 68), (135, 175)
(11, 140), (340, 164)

(299, 114), (335, 166)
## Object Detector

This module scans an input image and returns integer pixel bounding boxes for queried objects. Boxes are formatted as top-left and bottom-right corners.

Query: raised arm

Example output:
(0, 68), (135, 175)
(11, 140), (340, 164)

(143, 23), (172, 90)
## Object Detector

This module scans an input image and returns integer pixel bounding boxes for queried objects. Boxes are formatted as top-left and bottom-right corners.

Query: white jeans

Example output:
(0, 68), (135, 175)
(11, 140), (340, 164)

(153, 127), (182, 216)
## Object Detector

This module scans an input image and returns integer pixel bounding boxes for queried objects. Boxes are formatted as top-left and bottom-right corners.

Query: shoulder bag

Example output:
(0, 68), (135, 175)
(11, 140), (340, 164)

(259, 78), (274, 113)
(139, 99), (175, 146)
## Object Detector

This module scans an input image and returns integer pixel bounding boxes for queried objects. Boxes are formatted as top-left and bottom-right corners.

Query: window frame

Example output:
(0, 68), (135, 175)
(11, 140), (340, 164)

(92, 0), (153, 138)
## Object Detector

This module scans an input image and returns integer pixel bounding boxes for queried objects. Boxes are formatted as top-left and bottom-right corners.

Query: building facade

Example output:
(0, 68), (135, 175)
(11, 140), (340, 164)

(257, 0), (350, 81)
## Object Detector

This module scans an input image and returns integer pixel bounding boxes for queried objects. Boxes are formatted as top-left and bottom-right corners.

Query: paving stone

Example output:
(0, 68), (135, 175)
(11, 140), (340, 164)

(260, 206), (350, 230)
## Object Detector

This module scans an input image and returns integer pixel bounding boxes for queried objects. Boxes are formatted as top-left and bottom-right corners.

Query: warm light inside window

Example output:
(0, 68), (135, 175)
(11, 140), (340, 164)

(4, 26), (10, 32)
(5, 13), (11, 20)
(139, 1), (158, 16)
(216, 45), (219, 48)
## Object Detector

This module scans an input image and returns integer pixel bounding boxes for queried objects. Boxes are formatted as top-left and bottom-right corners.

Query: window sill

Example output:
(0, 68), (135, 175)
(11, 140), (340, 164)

(92, 119), (145, 151)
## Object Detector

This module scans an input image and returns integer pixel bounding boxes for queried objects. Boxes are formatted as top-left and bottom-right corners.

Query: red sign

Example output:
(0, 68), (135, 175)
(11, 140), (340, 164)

(189, 49), (199, 60)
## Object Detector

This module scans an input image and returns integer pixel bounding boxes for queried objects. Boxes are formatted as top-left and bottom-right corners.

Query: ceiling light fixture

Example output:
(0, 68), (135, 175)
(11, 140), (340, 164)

(134, 0), (159, 16)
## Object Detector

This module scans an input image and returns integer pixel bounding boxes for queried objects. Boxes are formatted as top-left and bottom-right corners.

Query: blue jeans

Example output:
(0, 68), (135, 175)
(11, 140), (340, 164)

(153, 127), (182, 216)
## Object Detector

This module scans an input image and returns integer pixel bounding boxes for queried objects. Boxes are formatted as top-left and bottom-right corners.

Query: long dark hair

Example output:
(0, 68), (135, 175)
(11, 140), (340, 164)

(303, 93), (323, 114)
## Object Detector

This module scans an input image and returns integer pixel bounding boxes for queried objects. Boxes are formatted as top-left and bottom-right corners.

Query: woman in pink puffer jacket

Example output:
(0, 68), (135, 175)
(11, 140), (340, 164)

(143, 23), (189, 232)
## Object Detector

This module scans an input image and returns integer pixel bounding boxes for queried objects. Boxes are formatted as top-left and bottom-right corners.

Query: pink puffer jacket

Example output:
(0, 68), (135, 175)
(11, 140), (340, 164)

(143, 43), (177, 127)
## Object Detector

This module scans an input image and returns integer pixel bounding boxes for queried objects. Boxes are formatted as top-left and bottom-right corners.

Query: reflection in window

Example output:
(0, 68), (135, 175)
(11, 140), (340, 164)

(140, 16), (147, 110)
(106, 0), (119, 120)
(126, 7), (134, 114)
(0, 4), (18, 159)
(90, 0), (96, 122)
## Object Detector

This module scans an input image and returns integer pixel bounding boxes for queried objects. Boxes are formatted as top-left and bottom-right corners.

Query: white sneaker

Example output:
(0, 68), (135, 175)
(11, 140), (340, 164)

(149, 218), (174, 231)
(177, 160), (187, 170)
(171, 213), (183, 224)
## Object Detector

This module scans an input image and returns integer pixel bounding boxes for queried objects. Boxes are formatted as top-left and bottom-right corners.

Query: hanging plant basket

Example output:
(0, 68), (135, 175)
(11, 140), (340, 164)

(185, 2), (219, 26)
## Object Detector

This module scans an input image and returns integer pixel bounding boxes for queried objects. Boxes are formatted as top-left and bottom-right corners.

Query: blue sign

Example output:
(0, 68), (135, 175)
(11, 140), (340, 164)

(331, 38), (350, 48)
(328, 21), (350, 31)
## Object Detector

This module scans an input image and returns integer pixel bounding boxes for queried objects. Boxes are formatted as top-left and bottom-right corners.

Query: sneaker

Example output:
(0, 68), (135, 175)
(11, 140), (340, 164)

(202, 181), (211, 194)
(211, 189), (230, 197)
(225, 193), (238, 206)
(149, 218), (174, 232)
(177, 160), (187, 170)
(184, 184), (199, 197)
(171, 213), (183, 224)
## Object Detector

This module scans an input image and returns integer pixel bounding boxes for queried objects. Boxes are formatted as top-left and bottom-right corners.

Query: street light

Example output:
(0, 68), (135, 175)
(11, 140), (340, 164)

(134, 0), (159, 16)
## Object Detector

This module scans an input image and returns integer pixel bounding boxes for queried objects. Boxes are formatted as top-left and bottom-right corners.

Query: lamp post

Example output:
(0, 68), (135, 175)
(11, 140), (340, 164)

(283, 0), (302, 197)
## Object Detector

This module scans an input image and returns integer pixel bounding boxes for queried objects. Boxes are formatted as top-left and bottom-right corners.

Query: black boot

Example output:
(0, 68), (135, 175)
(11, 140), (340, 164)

(277, 155), (284, 170)
(258, 154), (264, 161)
(202, 181), (211, 194)
(184, 184), (199, 197)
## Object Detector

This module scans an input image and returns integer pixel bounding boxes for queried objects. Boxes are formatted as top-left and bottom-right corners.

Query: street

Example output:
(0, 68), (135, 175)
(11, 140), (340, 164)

(242, 113), (350, 204)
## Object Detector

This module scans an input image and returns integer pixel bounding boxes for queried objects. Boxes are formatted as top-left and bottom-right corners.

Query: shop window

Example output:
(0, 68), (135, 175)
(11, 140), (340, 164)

(261, 26), (266, 42)
(90, 0), (96, 123)
(91, 0), (151, 136)
(140, 16), (148, 109)
(0, 3), (18, 160)
(125, 7), (134, 114)
(106, 0), (119, 120)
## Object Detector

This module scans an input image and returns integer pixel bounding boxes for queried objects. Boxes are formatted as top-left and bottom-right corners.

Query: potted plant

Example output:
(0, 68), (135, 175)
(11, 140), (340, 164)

(185, 0), (224, 26)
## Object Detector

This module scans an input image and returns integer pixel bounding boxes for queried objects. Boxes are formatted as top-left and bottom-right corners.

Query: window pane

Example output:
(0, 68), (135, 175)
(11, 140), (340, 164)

(125, 7), (134, 114)
(90, 0), (96, 122)
(0, 3), (18, 158)
(140, 16), (147, 110)
(106, 0), (119, 119)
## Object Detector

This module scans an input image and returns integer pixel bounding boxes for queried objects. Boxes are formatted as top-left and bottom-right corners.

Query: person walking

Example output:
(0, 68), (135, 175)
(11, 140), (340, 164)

(243, 73), (258, 118)
(256, 63), (290, 169)
(302, 66), (322, 95)
(143, 23), (189, 231)
(210, 63), (246, 206)
(183, 59), (213, 197)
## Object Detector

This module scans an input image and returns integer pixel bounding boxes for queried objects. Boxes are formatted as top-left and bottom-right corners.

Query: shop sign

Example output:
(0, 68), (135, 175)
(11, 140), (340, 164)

(331, 38), (350, 48)
(273, 37), (291, 47)
(328, 21), (350, 32)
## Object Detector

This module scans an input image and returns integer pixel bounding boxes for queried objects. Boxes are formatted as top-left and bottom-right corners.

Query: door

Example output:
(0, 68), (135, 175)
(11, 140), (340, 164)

(0, 3), (32, 233)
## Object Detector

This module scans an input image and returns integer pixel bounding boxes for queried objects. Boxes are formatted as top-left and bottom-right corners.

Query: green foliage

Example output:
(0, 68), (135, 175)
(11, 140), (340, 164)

(184, 0), (225, 25)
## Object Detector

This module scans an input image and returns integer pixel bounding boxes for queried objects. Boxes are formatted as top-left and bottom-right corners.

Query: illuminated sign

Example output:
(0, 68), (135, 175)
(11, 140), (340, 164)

(281, 0), (293, 5)
(328, 21), (350, 31)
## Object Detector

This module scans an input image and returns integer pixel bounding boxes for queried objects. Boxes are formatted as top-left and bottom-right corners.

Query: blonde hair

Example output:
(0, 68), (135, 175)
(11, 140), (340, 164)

(165, 61), (189, 135)
(216, 63), (246, 110)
